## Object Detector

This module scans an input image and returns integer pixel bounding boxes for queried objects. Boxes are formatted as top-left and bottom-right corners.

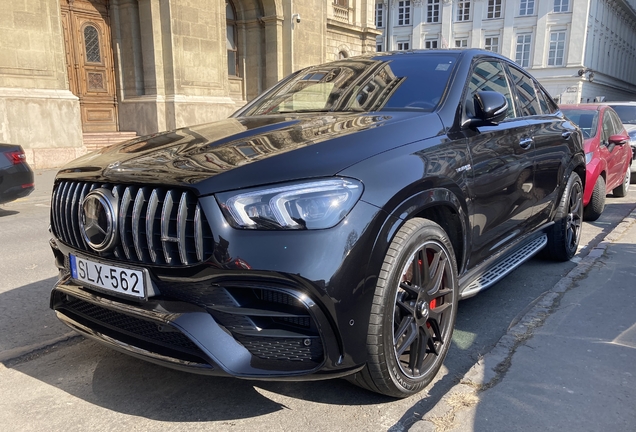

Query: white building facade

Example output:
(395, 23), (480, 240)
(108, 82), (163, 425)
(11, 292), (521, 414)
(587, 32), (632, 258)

(374, 0), (636, 104)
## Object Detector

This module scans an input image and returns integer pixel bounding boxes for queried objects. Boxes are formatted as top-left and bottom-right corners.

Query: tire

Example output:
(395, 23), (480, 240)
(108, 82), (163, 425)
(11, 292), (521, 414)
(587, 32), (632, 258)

(349, 218), (459, 398)
(613, 165), (630, 197)
(544, 171), (583, 261)
(584, 176), (605, 221)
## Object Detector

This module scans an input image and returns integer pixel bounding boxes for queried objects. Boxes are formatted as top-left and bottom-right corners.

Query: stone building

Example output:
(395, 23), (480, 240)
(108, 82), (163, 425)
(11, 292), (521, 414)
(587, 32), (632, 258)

(0, 0), (380, 168)
(375, 0), (636, 104)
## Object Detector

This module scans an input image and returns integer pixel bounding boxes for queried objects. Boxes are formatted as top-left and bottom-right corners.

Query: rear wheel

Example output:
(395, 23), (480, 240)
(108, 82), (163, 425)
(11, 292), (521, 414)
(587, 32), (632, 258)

(584, 176), (605, 221)
(545, 171), (583, 261)
(349, 218), (458, 398)
(613, 165), (630, 197)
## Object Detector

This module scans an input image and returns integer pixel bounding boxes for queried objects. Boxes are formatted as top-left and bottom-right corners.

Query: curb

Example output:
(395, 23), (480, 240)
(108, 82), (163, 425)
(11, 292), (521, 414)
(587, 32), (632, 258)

(415, 209), (636, 431)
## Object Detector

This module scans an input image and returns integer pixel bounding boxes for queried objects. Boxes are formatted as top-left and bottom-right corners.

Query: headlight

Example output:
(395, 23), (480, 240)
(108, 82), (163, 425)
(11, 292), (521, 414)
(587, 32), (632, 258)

(585, 152), (593, 164)
(216, 178), (363, 230)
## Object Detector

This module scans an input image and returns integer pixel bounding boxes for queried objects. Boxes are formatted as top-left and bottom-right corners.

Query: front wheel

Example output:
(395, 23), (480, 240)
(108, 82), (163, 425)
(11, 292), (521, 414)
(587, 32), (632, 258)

(584, 175), (605, 221)
(349, 218), (458, 398)
(544, 171), (583, 261)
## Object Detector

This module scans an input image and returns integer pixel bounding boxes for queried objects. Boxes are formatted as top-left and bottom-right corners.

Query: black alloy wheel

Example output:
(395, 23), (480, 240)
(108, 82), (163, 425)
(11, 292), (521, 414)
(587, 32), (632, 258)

(545, 171), (583, 261)
(350, 218), (458, 398)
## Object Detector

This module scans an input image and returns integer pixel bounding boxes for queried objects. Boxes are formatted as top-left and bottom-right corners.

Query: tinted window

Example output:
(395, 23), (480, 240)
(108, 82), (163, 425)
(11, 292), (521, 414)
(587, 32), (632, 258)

(601, 111), (613, 144)
(508, 66), (541, 116)
(535, 83), (558, 114)
(468, 60), (516, 119)
(241, 54), (458, 116)
(609, 105), (636, 125)
(561, 109), (598, 138)
(606, 109), (625, 135)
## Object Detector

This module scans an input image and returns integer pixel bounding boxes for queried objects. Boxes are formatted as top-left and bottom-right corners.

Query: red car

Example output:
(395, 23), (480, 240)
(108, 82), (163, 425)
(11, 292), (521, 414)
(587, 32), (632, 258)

(560, 104), (632, 220)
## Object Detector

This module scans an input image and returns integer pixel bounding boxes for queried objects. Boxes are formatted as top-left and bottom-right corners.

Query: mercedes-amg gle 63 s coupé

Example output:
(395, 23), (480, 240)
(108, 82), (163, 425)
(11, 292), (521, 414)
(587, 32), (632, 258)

(49, 50), (585, 397)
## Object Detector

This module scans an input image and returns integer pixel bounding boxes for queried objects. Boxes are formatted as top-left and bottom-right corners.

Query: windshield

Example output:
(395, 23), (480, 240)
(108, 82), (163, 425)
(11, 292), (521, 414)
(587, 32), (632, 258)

(239, 54), (458, 116)
(609, 105), (636, 125)
(561, 109), (599, 139)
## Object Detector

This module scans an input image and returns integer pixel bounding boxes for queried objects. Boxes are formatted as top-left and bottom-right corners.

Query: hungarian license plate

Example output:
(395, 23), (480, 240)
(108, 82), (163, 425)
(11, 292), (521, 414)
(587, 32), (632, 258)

(70, 254), (147, 298)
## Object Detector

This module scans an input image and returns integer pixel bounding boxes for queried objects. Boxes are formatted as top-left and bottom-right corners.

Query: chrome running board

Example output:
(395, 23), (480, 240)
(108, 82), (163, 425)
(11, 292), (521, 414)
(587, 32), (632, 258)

(460, 234), (548, 299)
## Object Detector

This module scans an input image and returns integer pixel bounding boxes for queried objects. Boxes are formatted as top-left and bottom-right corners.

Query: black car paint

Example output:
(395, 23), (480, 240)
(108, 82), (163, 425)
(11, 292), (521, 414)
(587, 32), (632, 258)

(49, 50), (585, 381)
(0, 144), (34, 205)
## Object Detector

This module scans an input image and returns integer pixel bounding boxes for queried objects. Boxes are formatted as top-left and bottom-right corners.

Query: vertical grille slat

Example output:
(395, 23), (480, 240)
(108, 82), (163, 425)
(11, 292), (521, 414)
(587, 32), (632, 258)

(146, 189), (160, 264)
(51, 182), (62, 238)
(68, 182), (82, 248)
(51, 181), (213, 267)
(194, 204), (203, 262)
(177, 192), (189, 265)
(161, 190), (175, 264)
(77, 183), (91, 249)
(119, 187), (133, 259)
(60, 182), (72, 244)
(132, 188), (147, 262)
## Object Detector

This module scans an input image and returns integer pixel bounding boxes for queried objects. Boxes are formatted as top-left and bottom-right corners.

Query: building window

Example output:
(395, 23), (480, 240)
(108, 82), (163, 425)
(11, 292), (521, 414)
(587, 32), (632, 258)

(377, 42), (383, 52)
(427, 0), (440, 23)
(375, 3), (384, 28)
(398, 1), (411, 25)
(487, 0), (502, 19)
(226, 1), (238, 76)
(485, 36), (499, 53)
(425, 39), (438, 49)
(457, 1), (471, 21)
(515, 34), (532, 68)
(519, 0), (534, 15)
(397, 39), (410, 50)
(553, 0), (569, 13)
(455, 38), (468, 48)
(548, 31), (566, 65)
(84, 25), (101, 63)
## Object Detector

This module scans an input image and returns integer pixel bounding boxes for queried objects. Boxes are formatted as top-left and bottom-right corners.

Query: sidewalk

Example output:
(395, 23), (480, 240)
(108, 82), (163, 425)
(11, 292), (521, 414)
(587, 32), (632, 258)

(413, 211), (636, 431)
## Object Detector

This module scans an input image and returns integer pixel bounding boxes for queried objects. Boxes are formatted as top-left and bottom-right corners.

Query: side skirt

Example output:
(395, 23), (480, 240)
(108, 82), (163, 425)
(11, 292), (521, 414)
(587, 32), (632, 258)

(459, 234), (548, 299)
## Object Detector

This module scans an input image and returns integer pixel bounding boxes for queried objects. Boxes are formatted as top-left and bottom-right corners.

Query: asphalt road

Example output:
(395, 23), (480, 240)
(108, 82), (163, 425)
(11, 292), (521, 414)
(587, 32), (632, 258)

(1, 169), (635, 431)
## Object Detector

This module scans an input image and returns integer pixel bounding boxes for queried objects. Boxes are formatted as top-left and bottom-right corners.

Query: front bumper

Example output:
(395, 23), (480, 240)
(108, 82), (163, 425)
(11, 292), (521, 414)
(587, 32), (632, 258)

(49, 195), (384, 379)
(50, 277), (364, 379)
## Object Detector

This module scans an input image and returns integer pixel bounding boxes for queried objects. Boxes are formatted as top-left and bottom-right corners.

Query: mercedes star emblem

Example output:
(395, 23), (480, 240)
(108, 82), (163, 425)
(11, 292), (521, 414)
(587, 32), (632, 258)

(80, 188), (119, 252)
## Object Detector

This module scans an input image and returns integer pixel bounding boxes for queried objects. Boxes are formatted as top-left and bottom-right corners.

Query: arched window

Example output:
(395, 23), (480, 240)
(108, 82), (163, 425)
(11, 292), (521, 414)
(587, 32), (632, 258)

(226, 2), (238, 76)
(338, 51), (349, 59)
(84, 25), (101, 63)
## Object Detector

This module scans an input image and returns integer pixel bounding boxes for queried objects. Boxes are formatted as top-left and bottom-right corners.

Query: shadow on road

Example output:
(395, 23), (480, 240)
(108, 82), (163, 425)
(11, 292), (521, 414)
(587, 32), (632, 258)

(0, 208), (19, 217)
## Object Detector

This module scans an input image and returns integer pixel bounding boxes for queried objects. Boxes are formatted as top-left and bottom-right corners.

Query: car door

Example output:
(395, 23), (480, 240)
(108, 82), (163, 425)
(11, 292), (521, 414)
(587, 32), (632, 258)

(506, 64), (575, 226)
(464, 59), (537, 268)
(601, 108), (629, 189)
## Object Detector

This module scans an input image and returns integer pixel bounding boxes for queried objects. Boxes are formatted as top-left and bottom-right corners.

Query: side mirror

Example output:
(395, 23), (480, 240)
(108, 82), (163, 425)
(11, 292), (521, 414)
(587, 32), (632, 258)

(609, 134), (629, 145)
(463, 91), (508, 128)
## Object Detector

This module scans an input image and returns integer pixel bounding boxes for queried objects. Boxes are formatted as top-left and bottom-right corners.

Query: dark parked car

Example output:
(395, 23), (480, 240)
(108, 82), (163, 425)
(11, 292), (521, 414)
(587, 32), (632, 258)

(0, 144), (34, 205)
(560, 104), (631, 221)
(49, 50), (585, 398)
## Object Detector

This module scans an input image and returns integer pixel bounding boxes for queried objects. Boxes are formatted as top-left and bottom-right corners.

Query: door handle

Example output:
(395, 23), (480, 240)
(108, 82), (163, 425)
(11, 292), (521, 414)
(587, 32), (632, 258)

(519, 137), (534, 149)
(562, 131), (572, 140)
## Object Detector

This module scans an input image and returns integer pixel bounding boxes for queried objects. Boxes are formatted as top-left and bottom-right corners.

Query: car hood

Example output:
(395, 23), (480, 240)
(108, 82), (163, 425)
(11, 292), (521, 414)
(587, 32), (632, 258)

(57, 112), (444, 194)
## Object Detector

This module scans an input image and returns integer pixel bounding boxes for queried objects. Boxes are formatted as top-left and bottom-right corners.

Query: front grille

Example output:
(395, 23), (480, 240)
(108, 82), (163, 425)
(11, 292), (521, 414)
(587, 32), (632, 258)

(51, 181), (214, 266)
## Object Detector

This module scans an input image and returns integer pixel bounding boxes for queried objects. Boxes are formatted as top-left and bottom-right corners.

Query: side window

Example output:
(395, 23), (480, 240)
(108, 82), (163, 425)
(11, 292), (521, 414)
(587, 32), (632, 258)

(607, 110), (625, 135)
(508, 66), (541, 116)
(601, 111), (613, 145)
(468, 60), (516, 119)
(535, 82), (558, 114)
